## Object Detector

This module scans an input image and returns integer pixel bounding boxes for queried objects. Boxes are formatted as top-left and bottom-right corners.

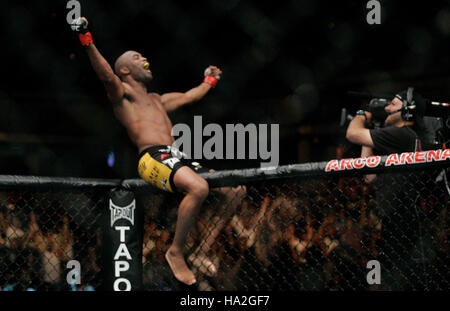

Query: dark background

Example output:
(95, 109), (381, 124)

(1, 0), (450, 178)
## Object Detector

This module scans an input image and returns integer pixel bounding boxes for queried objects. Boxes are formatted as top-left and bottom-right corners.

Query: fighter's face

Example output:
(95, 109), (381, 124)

(384, 97), (403, 126)
(124, 51), (153, 84)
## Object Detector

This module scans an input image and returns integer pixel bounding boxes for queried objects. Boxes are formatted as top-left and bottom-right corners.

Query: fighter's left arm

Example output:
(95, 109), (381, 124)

(161, 65), (222, 112)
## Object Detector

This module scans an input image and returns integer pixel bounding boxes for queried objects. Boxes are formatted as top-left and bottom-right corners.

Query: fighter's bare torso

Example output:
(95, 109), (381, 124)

(113, 82), (174, 154)
(75, 20), (225, 284)
(82, 45), (219, 155)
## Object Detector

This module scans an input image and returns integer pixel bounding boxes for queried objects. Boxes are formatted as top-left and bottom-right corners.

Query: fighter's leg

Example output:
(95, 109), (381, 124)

(165, 166), (209, 285)
(197, 185), (246, 252)
(189, 169), (246, 276)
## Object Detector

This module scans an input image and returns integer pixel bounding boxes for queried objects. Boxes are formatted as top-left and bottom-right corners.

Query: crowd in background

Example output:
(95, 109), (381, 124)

(0, 171), (449, 291)
(141, 173), (450, 291)
(0, 197), (101, 291)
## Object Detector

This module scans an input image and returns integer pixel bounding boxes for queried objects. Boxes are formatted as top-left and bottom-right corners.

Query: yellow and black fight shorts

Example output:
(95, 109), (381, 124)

(138, 145), (209, 193)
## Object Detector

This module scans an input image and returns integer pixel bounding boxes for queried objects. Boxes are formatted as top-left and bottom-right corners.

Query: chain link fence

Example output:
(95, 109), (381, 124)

(0, 158), (449, 291)
(0, 188), (104, 291)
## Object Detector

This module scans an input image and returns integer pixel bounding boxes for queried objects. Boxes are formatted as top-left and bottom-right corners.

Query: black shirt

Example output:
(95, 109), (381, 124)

(368, 125), (424, 280)
(370, 125), (419, 155)
(368, 125), (420, 214)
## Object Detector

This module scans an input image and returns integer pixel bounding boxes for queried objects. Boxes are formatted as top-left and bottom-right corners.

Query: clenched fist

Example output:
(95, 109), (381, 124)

(204, 65), (222, 80)
(203, 65), (222, 88)
(71, 17), (93, 46)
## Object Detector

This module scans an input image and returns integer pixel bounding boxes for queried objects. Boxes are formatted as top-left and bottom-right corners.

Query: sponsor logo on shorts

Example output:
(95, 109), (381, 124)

(159, 148), (171, 153)
(162, 157), (180, 169)
(161, 178), (169, 191)
(160, 153), (170, 160)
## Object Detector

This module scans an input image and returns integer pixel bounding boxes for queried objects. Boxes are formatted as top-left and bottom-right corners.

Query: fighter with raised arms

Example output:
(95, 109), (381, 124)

(71, 17), (245, 286)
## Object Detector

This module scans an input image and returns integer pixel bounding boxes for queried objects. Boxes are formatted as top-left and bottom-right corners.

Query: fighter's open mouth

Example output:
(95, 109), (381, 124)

(143, 62), (149, 70)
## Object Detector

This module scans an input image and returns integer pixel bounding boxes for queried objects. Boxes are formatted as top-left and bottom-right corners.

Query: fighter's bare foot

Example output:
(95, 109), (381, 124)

(188, 252), (217, 277)
(165, 248), (197, 285)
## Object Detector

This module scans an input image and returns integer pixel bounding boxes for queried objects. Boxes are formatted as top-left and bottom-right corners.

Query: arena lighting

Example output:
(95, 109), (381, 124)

(107, 151), (115, 168)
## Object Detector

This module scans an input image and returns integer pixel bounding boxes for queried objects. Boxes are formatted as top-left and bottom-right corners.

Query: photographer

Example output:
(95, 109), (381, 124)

(346, 88), (428, 156)
(346, 88), (429, 290)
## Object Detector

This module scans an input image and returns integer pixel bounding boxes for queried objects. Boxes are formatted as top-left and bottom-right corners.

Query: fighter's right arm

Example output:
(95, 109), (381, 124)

(71, 17), (124, 104)
(85, 44), (124, 103)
